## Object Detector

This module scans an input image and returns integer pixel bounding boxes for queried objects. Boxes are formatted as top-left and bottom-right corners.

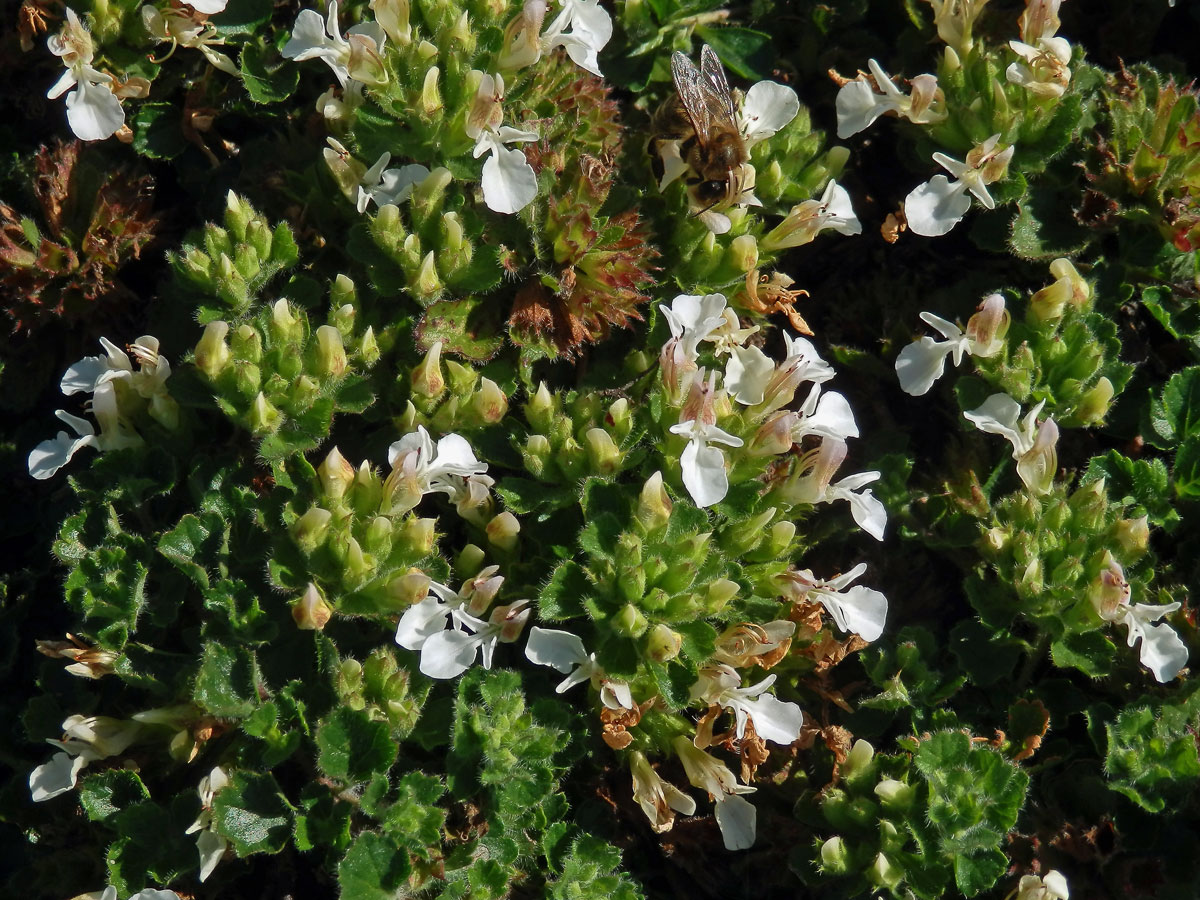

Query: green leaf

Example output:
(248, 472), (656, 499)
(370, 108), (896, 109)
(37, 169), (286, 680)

(213, 771), (295, 856)
(194, 642), (261, 718)
(538, 561), (590, 621)
(240, 41), (300, 103)
(79, 770), (150, 824)
(381, 772), (446, 857)
(1105, 690), (1200, 812)
(211, 0), (275, 33)
(954, 849), (1008, 897)
(1050, 630), (1116, 678)
(415, 297), (505, 361)
(294, 784), (353, 852)
(132, 104), (189, 160)
(1008, 183), (1092, 260)
(158, 512), (226, 589)
(107, 798), (195, 894)
(693, 26), (773, 80)
(1082, 451), (1178, 530)
(1174, 434), (1200, 498)
(316, 707), (399, 783)
(337, 831), (412, 900)
(1147, 366), (1200, 448)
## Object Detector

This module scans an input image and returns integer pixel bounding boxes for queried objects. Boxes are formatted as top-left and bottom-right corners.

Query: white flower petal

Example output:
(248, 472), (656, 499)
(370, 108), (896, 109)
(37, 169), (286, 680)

(802, 390), (859, 441)
(820, 180), (862, 235)
(964, 393), (1026, 455)
(680, 439), (730, 508)
(904, 174), (972, 237)
(713, 793), (757, 851)
(188, 0), (229, 12)
(283, 8), (336, 60)
(835, 79), (891, 139)
(1136, 621), (1188, 683)
(525, 626), (587, 673)
(819, 585), (888, 642)
(30, 752), (87, 802)
(724, 345), (775, 406)
(739, 692), (804, 745)
(740, 81), (800, 146)
(420, 629), (480, 679)
(895, 336), (956, 396)
(395, 595), (449, 651)
(65, 80), (125, 142)
(197, 829), (228, 882)
(481, 144), (538, 214)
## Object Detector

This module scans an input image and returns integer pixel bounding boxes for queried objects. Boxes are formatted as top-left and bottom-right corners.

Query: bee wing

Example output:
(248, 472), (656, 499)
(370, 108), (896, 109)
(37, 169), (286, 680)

(670, 49), (737, 149)
(699, 44), (738, 126)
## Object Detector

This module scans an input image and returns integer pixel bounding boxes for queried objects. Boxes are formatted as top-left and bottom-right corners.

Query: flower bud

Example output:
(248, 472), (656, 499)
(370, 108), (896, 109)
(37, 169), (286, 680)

(246, 219), (273, 261)
(486, 511), (520, 552)
(965, 293), (1009, 357)
(388, 568), (431, 606)
(468, 377), (508, 424)
(411, 341), (446, 399)
(417, 39), (438, 60)
(819, 837), (850, 875)
(455, 543), (487, 578)
(704, 578), (739, 615)
(421, 65), (442, 115)
(728, 233), (759, 273)
(645, 624), (682, 662)
(195, 321), (231, 378)
(1074, 376), (1114, 426)
(319, 446), (356, 499)
(869, 853), (902, 890)
(292, 583), (332, 630)
(584, 427), (621, 475)
(874, 778), (915, 812)
(749, 411), (796, 456)
(1114, 515), (1150, 557)
(1068, 478), (1107, 529)
(364, 516), (393, 556)
(606, 398), (633, 440)
(250, 391), (282, 434)
(291, 375), (319, 410)
(397, 516), (437, 555)
(522, 433), (552, 478)
(1016, 417), (1059, 495)
(291, 506), (332, 553)
(232, 361), (262, 399)
(637, 471), (673, 532)
(271, 298), (304, 343)
(357, 326), (380, 367)
(1090, 551), (1130, 620)
(525, 381), (556, 432)
(370, 0), (411, 44)
(842, 738), (875, 780)
(232, 323), (263, 363)
(225, 190), (256, 240)
(766, 521), (796, 556)
(314, 325), (348, 377)
(613, 603), (649, 638)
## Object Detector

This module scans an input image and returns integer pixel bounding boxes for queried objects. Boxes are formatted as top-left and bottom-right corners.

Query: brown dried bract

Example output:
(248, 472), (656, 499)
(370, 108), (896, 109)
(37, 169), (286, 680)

(882, 208), (907, 243)
(600, 697), (654, 750)
(741, 269), (812, 335)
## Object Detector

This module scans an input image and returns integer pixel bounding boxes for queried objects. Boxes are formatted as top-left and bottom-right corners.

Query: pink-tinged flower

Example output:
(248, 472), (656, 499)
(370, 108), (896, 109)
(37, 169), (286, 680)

(779, 564), (889, 642)
(895, 293), (1009, 395)
(672, 737), (757, 851)
(835, 59), (945, 138)
(781, 439), (886, 540)
(1092, 553), (1188, 683)
(905, 135), (1014, 237)
(669, 370), (744, 507)
(525, 626), (633, 709)
(282, 0), (388, 88)
(690, 664), (804, 746)
(762, 180), (861, 251)
(630, 751), (696, 833)
(963, 394), (1059, 494)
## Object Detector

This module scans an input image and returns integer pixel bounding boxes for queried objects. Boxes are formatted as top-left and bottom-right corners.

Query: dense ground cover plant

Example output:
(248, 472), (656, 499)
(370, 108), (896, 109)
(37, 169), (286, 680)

(1, 0), (1198, 898)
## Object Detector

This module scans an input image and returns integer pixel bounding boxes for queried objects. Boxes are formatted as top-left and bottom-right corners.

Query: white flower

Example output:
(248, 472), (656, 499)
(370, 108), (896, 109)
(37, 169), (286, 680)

(780, 563), (888, 642)
(737, 80), (800, 150)
(924, 0), (991, 55)
(46, 9), (125, 142)
(1018, 0), (1062, 44)
(712, 620), (796, 668)
(525, 626), (632, 709)
(383, 425), (489, 513)
(184, 766), (231, 882)
(282, 0), (388, 88)
(895, 293), (1009, 395)
(1092, 554), (1188, 683)
(473, 124), (539, 214)
(188, 0), (229, 13)
(29, 715), (142, 802)
(835, 59), (945, 138)
(395, 579), (471, 652)
(762, 179), (861, 251)
(62, 335), (172, 400)
(724, 344), (776, 405)
(672, 737), (757, 851)
(322, 140), (430, 213)
(782, 439), (886, 540)
(540, 0), (613, 77)
(418, 601), (530, 679)
(1007, 37), (1072, 99)
(1015, 869), (1070, 900)
(28, 381), (144, 480)
(141, 5), (238, 75)
(905, 135), (1015, 237)
(660, 292), (729, 362)
(791, 385), (860, 442)
(669, 370), (744, 508)
(963, 394), (1059, 494)
(690, 664), (804, 746)
(76, 889), (182, 900)
(630, 751), (696, 833)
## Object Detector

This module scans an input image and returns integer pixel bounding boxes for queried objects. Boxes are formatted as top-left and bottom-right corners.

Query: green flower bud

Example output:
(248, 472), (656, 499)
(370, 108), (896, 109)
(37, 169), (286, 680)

(619, 566), (646, 604)
(641, 588), (670, 612)
(233, 360), (262, 399)
(1068, 478), (1107, 528)
(606, 398), (633, 441)
(195, 321), (231, 378)
(319, 446), (356, 500)
(1114, 515), (1150, 558)
(372, 202), (407, 248)
(445, 360), (478, 396)
(292, 583), (332, 631)
(728, 233), (758, 273)
(250, 391), (282, 434)
(331, 273), (357, 309)
(364, 516), (393, 556)
(314, 325), (348, 377)
(556, 435), (588, 479)
(224, 191), (256, 240)
(874, 778), (915, 813)
(421, 65), (443, 115)
(291, 506), (333, 553)
(271, 298), (304, 343)
(205, 224), (231, 261)
(526, 381), (556, 432)
(486, 511), (520, 552)
(233, 245), (261, 283)
(522, 433), (552, 478)
(412, 166), (453, 215)
(819, 836), (850, 875)
(842, 738), (875, 781)
(704, 579), (739, 615)
(411, 341), (446, 399)
(331, 303), (357, 340)
(291, 375), (319, 411)
(357, 326), (380, 367)
(869, 853), (902, 890)
(584, 427), (621, 475)
(644, 624), (682, 662)
(246, 219), (273, 262)
(1074, 376), (1114, 426)
(397, 517), (437, 555)
(338, 657), (364, 697)
(613, 603), (649, 638)
(232, 323), (263, 363)
(388, 568), (431, 606)
(637, 471), (673, 533)
(455, 543), (487, 578)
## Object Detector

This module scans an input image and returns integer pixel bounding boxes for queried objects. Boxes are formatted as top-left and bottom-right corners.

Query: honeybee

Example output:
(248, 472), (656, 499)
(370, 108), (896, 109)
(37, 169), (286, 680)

(652, 45), (749, 208)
